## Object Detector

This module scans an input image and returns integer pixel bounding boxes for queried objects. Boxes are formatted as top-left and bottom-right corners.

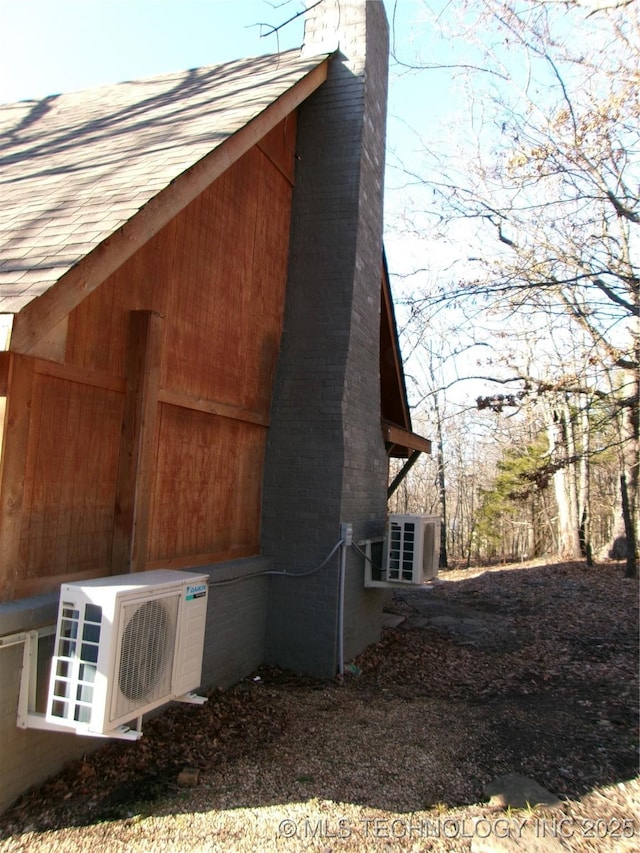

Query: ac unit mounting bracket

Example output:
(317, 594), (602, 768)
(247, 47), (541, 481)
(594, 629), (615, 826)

(177, 691), (207, 705)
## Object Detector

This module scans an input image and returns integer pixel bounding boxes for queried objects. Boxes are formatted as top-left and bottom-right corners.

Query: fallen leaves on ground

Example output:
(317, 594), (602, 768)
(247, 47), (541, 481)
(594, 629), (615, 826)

(0, 559), (637, 852)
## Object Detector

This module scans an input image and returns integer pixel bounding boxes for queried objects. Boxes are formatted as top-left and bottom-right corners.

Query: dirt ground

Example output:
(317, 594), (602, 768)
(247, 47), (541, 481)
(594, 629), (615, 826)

(0, 559), (637, 852)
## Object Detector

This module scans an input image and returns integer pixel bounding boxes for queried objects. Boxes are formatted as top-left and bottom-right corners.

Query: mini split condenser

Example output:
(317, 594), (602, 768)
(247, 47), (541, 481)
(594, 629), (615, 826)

(26, 570), (209, 739)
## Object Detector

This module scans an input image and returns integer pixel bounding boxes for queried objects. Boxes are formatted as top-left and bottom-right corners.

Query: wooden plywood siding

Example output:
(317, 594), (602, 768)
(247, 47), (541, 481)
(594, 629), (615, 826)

(147, 404), (265, 567)
(16, 372), (123, 596)
(161, 145), (292, 412)
(0, 115), (296, 599)
(0, 355), (36, 600)
(65, 131), (293, 415)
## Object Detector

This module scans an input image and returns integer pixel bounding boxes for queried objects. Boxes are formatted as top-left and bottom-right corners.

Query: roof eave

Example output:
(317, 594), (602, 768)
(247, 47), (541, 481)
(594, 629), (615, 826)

(380, 252), (432, 459)
(380, 251), (412, 430)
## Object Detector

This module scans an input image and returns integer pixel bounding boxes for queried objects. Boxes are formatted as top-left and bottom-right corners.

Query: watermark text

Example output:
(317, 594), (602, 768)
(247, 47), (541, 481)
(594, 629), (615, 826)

(277, 815), (637, 841)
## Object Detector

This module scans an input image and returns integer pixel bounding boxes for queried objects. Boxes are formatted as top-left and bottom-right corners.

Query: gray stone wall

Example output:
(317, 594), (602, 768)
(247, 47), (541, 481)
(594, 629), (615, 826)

(262, 0), (390, 677)
(199, 558), (271, 688)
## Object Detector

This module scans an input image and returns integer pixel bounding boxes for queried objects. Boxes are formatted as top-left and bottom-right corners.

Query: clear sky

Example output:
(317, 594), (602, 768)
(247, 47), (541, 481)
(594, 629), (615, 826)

(0, 0), (310, 103)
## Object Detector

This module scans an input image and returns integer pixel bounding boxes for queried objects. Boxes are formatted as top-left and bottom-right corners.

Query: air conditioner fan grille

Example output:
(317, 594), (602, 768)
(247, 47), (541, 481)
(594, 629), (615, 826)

(112, 595), (179, 722)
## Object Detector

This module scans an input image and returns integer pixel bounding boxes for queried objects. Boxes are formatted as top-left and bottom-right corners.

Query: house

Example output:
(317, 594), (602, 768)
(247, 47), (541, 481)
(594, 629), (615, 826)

(0, 0), (431, 813)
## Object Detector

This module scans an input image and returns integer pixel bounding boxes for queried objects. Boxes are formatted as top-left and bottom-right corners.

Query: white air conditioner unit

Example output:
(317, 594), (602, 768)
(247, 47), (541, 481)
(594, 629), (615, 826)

(384, 514), (440, 584)
(20, 570), (209, 740)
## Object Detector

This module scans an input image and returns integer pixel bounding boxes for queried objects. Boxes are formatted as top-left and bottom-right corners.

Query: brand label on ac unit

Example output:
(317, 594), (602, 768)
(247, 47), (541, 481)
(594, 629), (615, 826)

(185, 583), (207, 601)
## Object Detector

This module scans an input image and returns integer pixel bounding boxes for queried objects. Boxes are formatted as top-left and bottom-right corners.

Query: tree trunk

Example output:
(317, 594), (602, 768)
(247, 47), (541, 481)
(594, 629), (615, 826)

(620, 363), (639, 578)
(578, 399), (593, 566)
(620, 473), (637, 578)
(435, 401), (449, 568)
(545, 401), (582, 559)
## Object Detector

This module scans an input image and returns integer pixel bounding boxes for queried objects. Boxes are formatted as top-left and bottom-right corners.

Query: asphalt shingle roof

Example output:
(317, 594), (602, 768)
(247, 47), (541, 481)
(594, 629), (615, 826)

(0, 49), (326, 315)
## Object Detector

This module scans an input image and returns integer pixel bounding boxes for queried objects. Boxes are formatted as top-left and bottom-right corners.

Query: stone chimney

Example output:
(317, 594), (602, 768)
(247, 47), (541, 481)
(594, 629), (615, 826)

(262, 0), (390, 678)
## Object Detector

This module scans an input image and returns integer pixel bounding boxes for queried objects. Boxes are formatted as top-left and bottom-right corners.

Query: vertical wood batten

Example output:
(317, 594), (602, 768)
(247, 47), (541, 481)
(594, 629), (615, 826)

(112, 310), (163, 574)
(0, 354), (35, 601)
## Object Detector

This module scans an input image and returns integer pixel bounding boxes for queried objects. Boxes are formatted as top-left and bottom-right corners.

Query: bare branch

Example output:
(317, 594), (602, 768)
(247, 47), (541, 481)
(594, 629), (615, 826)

(250, 0), (322, 39)
(537, 0), (638, 15)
